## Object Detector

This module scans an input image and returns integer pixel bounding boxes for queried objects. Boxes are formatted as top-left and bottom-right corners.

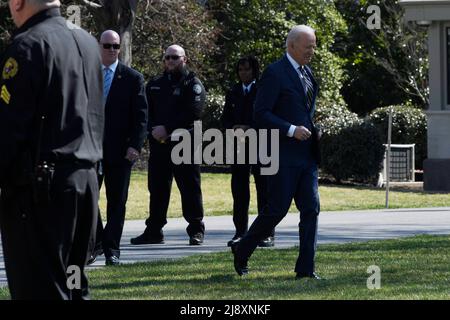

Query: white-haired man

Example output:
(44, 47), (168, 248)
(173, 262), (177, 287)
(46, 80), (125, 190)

(231, 25), (322, 280)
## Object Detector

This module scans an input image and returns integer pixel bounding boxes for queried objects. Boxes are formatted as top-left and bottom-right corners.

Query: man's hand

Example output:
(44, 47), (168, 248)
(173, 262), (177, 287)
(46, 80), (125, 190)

(125, 147), (140, 162)
(152, 125), (168, 142)
(293, 126), (311, 141)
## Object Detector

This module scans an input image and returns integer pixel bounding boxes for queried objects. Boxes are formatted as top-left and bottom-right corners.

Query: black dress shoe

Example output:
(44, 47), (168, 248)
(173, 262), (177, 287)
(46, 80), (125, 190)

(295, 272), (323, 280)
(105, 255), (120, 266)
(87, 248), (104, 265)
(231, 243), (248, 276)
(189, 233), (204, 245)
(227, 236), (242, 247)
(130, 232), (164, 245)
(258, 236), (274, 247)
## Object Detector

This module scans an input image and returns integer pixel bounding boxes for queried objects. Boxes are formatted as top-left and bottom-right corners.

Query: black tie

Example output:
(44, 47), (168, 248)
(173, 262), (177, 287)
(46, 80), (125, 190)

(300, 67), (314, 110)
(244, 88), (249, 96)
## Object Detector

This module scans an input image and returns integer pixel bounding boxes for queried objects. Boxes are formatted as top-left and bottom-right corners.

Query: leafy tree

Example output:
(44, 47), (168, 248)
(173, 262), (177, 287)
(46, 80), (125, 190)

(208, 0), (347, 105)
(58, 0), (219, 80)
(0, 3), (14, 54)
(335, 0), (429, 115)
(60, 0), (139, 66)
(131, 0), (219, 81)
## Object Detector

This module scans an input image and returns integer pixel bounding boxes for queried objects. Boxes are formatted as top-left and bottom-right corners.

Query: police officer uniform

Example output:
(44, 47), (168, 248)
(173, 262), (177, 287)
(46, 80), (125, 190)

(131, 68), (206, 245)
(0, 8), (104, 300)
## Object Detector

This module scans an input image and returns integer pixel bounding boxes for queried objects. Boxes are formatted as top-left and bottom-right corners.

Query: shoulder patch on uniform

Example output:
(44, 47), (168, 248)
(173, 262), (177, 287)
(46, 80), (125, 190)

(193, 84), (202, 95)
(1, 85), (11, 105)
(2, 58), (19, 80)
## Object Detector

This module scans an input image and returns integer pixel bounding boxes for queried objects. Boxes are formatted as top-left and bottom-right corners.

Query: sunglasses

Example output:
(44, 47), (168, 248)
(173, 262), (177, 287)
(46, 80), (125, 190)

(102, 43), (121, 50)
(164, 55), (183, 61)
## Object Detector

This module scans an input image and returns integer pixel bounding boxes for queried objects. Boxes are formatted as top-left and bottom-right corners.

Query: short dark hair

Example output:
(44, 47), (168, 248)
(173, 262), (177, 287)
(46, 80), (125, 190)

(236, 56), (260, 81)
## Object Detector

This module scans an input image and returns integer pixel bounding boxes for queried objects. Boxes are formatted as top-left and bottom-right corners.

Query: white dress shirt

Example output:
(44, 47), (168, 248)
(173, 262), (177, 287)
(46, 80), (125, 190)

(242, 80), (256, 94)
(285, 53), (305, 138)
(102, 59), (119, 76)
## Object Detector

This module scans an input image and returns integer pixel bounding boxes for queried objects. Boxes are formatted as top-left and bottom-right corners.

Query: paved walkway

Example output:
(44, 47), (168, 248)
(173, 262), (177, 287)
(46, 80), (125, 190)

(1, 207), (450, 287)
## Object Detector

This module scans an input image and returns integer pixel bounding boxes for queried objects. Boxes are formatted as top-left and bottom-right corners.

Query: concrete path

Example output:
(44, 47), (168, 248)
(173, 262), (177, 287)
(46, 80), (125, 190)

(1, 207), (450, 287)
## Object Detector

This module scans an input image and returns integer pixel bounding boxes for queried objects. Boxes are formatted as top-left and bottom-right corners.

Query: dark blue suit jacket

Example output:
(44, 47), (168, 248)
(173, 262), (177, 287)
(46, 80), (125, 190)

(254, 55), (319, 166)
(221, 82), (258, 129)
(103, 62), (148, 164)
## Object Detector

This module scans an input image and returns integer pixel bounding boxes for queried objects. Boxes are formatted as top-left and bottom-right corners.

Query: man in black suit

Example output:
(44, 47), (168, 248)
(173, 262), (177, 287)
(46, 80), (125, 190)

(232, 25), (322, 280)
(89, 30), (148, 266)
(221, 56), (274, 248)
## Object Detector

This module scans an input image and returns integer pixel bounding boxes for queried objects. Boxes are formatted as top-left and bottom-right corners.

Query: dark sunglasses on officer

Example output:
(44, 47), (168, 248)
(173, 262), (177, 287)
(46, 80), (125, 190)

(164, 55), (184, 61)
(102, 43), (121, 50)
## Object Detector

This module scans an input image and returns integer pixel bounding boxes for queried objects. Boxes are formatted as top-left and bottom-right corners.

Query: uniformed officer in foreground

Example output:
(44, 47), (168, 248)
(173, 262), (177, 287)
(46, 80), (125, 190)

(0, 0), (104, 299)
(131, 45), (206, 246)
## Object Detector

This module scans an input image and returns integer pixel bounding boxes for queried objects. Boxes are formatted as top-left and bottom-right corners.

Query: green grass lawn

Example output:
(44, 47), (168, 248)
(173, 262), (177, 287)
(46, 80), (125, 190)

(107, 171), (450, 221)
(2, 235), (447, 300)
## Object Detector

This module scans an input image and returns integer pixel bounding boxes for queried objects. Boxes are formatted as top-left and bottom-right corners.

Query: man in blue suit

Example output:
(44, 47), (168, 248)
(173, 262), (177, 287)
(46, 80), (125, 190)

(88, 30), (148, 266)
(231, 25), (322, 279)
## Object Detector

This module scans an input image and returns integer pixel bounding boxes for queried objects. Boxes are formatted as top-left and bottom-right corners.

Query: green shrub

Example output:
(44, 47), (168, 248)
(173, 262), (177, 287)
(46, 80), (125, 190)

(368, 105), (427, 170)
(201, 88), (225, 131)
(320, 118), (385, 184)
(315, 102), (360, 135)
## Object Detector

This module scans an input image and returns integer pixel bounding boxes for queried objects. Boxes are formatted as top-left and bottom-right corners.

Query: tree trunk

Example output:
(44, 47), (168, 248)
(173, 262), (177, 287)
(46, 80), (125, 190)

(88, 0), (138, 66)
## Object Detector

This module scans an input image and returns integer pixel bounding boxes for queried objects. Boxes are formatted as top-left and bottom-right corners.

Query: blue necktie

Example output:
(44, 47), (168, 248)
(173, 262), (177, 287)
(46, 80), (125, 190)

(299, 67), (314, 110)
(103, 67), (113, 102)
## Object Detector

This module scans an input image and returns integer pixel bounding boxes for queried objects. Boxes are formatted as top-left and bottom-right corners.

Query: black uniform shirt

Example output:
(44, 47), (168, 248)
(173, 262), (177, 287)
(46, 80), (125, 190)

(146, 68), (206, 140)
(0, 8), (104, 185)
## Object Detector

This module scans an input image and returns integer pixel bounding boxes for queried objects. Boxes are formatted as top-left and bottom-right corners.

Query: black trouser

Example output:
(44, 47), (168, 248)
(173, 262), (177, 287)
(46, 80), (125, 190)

(145, 142), (204, 237)
(0, 166), (98, 300)
(236, 163), (320, 274)
(94, 160), (132, 258)
(231, 163), (273, 237)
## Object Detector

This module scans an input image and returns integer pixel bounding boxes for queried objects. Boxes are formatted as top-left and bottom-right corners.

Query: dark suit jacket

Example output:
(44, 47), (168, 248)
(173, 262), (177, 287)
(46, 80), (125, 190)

(254, 54), (320, 166)
(103, 61), (148, 164)
(221, 82), (257, 129)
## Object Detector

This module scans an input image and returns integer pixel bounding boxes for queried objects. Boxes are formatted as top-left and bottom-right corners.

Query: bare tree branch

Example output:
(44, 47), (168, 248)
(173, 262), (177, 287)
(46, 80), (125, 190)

(82, 0), (103, 8)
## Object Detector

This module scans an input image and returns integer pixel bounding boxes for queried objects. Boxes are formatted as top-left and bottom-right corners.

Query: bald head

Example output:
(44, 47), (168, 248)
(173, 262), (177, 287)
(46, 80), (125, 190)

(100, 30), (121, 67)
(100, 30), (121, 44)
(286, 25), (317, 66)
(164, 44), (187, 73)
(165, 45), (186, 58)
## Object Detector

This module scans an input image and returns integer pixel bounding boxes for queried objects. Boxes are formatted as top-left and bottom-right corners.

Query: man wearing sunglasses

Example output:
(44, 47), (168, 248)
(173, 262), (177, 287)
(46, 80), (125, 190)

(88, 30), (148, 266)
(131, 45), (206, 246)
